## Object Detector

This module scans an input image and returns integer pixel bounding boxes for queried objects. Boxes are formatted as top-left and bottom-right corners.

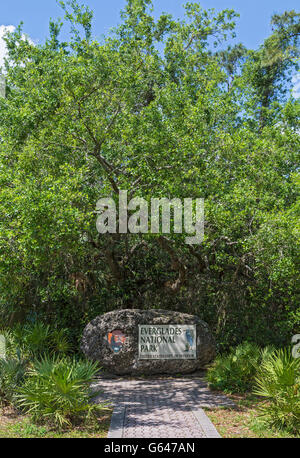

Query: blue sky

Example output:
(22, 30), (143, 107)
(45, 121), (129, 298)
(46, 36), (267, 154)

(0, 0), (299, 95)
(1, 0), (299, 48)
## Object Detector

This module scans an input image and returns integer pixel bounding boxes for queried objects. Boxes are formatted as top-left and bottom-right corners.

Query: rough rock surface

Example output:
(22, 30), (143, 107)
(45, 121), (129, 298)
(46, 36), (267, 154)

(81, 309), (216, 375)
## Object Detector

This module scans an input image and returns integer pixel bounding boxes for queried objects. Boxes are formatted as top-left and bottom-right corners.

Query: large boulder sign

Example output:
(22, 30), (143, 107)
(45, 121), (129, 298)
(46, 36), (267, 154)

(81, 309), (216, 375)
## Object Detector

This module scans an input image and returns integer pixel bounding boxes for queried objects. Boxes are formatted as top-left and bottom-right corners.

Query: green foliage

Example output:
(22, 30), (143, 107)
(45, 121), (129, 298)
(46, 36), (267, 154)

(0, 353), (27, 404)
(206, 343), (275, 393)
(16, 356), (108, 428)
(51, 328), (73, 355)
(4, 323), (72, 358)
(254, 348), (300, 434)
(0, 323), (103, 430)
(0, 1), (299, 349)
(18, 323), (52, 358)
(23, 323), (72, 357)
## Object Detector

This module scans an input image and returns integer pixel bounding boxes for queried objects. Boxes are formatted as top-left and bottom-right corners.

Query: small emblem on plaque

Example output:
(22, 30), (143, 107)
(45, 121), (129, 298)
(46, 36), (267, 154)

(184, 328), (195, 352)
(105, 330), (126, 353)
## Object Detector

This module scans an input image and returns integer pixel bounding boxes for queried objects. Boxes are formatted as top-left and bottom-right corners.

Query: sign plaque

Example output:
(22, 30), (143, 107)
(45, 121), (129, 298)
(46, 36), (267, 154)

(138, 324), (196, 360)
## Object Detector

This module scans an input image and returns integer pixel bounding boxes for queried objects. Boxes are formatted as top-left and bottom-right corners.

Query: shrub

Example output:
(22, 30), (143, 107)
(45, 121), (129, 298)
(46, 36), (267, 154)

(5, 323), (72, 359)
(253, 348), (300, 434)
(16, 356), (109, 428)
(22, 323), (51, 357)
(0, 352), (27, 404)
(50, 328), (72, 355)
(206, 342), (275, 393)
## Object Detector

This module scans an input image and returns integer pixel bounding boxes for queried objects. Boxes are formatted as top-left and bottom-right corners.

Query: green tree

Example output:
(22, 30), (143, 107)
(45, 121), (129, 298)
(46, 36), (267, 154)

(0, 1), (299, 348)
(242, 10), (300, 129)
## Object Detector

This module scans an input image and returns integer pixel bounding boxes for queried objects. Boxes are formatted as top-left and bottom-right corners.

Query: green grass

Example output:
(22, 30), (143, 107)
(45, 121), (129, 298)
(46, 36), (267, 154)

(0, 407), (111, 438)
(204, 393), (300, 438)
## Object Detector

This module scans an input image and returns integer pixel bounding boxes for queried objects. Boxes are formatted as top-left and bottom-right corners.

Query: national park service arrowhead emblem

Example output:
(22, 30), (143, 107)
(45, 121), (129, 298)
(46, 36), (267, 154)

(105, 329), (126, 353)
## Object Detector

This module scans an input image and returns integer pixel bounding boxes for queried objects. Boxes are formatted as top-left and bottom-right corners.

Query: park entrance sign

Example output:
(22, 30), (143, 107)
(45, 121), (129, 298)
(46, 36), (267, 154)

(138, 325), (196, 360)
(81, 309), (215, 375)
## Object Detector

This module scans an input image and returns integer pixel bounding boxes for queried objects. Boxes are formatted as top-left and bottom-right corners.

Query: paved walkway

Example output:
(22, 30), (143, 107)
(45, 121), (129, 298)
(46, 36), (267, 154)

(92, 376), (235, 438)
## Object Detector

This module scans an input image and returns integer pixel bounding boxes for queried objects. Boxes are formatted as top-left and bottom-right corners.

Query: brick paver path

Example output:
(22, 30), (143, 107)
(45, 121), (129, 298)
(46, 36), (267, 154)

(92, 377), (234, 438)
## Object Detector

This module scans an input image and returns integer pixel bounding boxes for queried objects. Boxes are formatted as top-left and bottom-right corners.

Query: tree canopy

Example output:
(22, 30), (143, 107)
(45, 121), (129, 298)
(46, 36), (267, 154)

(0, 0), (299, 349)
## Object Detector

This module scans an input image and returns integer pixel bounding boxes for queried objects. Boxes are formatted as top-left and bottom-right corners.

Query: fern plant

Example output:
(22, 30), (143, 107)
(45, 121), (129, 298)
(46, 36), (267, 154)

(16, 356), (109, 428)
(206, 342), (275, 393)
(253, 348), (300, 434)
(5, 323), (72, 358)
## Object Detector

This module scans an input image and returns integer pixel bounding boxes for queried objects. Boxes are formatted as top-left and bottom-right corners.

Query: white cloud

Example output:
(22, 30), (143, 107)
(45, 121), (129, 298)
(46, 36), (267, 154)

(0, 25), (34, 70)
(292, 73), (300, 99)
(0, 25), (16, 69)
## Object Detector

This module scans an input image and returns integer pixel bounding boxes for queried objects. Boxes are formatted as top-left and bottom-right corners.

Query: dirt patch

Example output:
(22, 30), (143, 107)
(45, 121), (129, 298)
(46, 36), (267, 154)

(0, 405), (25, 427)
(204, 394), (298, 438)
